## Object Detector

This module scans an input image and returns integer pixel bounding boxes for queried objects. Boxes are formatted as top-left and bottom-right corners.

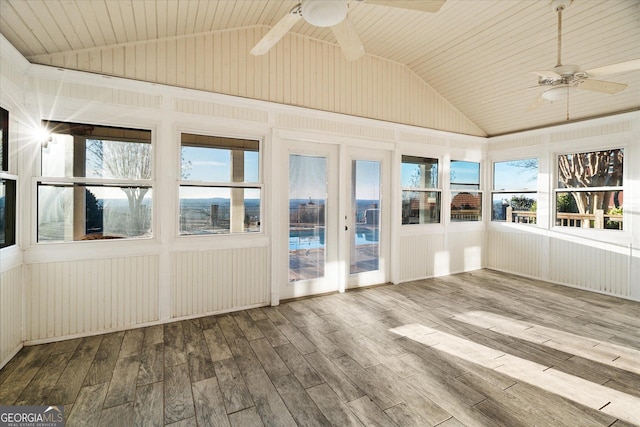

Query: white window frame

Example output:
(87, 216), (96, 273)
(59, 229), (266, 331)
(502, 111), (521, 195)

(1, 105), (16, 249)
(177, 132), (264, 237)
(553, 147), (624, 231)
(400, 154), (442, 226)
(36, 121), (154, 243)
(450, 159), (482, 223)
(491, 157), (539, 225)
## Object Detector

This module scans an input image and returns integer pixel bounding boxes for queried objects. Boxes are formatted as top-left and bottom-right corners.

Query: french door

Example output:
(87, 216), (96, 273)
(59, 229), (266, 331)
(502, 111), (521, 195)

(346, 147), (390, 288)
(279, 141), (389, 300)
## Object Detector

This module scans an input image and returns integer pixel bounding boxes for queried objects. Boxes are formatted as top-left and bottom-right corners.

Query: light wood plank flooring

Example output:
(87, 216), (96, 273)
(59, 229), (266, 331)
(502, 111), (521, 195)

(1, 269), (639, 426)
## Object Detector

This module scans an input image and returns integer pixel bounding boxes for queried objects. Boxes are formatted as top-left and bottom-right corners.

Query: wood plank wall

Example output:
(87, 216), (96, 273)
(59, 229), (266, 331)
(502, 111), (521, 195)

(171, 247), (270, 318)
(398, 234), (445, 282)
(24, 256), (159, 341)
(29, 28), (485, 137)
(549, 238), (630, 296)
(488, 230), (542, 279)
(397, 231), (485, 283)
(0, 266), (22, 366)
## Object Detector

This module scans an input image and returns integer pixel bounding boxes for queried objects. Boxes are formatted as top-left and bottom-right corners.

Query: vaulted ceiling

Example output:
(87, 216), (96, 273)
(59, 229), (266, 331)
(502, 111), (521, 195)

(1, 0), (638, 136)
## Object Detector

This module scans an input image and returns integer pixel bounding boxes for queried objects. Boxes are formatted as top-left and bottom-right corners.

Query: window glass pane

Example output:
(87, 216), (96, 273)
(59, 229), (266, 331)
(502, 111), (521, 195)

(402, 191), (441, 224)
(450, 160), (480, 189)
(86, 139), (151, 180)
(557, 149), (623, 188)
(494, 159), (538, 190)
(491, 193), (537, 223)
(245, 150), (259, 183)
(401, 156), (438, 188)
(42, 122), (152, 179)
(181, 146), (231, 182)
(181, 134), (259, 183)
(451, 191), (482, 222)
(351, 160), (380, 274)
(1, 179), (16, 248)
(289, 154), (326, 282)
(555, 149), (624, 230)
(179, 186), (260, 235)
(38, 184), (152, 241)
(556, 191), (623, 230)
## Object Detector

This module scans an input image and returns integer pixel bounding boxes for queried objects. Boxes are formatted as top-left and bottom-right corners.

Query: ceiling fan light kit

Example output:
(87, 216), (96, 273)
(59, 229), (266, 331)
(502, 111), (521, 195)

(541, 85), (571, 102)
(301, 0), (348, 27)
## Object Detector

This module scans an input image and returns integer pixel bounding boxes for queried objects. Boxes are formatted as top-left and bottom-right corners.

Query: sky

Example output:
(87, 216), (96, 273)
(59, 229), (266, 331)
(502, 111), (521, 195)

(493, 159), (538, 190)
(42, 137), (537, 201)
(354, 160), (380, 200)
(289, 154), (327, 200)
(182, 146), (259, 183)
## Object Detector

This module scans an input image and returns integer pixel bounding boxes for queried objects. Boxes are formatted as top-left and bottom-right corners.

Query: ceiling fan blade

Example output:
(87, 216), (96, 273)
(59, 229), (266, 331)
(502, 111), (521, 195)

(331, 18), (365, 61)
(577, 79), (627, 95)
(586, 59), (640, 78)
(531, 70), (560, 79)
(527, 93), (545, 111)
(364, 0), (446, 13)
(250, 11), (302, 56)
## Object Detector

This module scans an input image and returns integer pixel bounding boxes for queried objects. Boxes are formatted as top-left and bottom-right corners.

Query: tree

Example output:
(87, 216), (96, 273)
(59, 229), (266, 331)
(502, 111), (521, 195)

(85, 189), (103, 234)
(556, 193), (577, 213)
(87, 139), (151, 235)
(510, 195), (535, 212)
(557, 149), (623, 215)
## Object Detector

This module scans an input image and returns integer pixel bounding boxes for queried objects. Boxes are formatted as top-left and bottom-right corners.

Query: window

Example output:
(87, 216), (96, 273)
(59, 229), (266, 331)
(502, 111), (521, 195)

(450, 160), (481, 222)
(492, 158), (538, 224)
(38, 121), (152, 242)
(1, 107), (16, 248)
(0, 106), (7, 172)
(555, 149), (623, 230)
(401, 155), (440, 224)
(179, 133), (261, 235)
(0, 179), (16, 248)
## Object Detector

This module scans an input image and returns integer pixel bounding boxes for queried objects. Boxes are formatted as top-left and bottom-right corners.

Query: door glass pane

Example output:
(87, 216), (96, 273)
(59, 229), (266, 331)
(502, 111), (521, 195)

(351, 160), (380, 274)
(289, 154), (326, 282)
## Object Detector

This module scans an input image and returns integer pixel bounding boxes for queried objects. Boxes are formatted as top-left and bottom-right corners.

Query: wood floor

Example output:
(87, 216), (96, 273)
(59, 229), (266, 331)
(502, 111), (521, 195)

(1, 269), (639, 426)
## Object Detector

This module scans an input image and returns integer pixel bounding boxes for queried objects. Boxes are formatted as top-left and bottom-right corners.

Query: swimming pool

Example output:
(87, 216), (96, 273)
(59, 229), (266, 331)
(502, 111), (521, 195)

(289, 226), (378, 250)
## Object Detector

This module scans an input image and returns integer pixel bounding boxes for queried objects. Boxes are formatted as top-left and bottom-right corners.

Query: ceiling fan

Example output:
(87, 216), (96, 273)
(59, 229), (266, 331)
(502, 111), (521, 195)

(250, 0), (446, 61)
(529, 0), (640, 110)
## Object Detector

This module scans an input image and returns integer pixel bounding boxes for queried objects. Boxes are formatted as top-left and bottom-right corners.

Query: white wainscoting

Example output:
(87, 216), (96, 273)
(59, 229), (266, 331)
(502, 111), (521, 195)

(549, 237), (630, 297)
(171, 246), (270, 318)
(448, 230), (485, 274)
(397, 230), (484, 283)
(488, 230), (542, 278)
(397, 233), (446, 282)
(24, 255), (159, 342)
(0, 265), (23, 367)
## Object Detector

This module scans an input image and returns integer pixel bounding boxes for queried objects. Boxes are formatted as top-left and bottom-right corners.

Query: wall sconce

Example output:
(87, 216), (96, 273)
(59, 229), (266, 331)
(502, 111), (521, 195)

(37, 128), (53, 148)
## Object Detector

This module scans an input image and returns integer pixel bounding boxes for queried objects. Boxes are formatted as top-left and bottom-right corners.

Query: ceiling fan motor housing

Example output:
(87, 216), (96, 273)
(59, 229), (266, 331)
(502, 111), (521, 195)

(301, 0), (348, 27)
(538, 64), (587, 86)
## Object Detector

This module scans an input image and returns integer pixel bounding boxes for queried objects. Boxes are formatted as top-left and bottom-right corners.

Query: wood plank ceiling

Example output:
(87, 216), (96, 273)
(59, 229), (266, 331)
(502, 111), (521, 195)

(1, 0), (638, 136)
